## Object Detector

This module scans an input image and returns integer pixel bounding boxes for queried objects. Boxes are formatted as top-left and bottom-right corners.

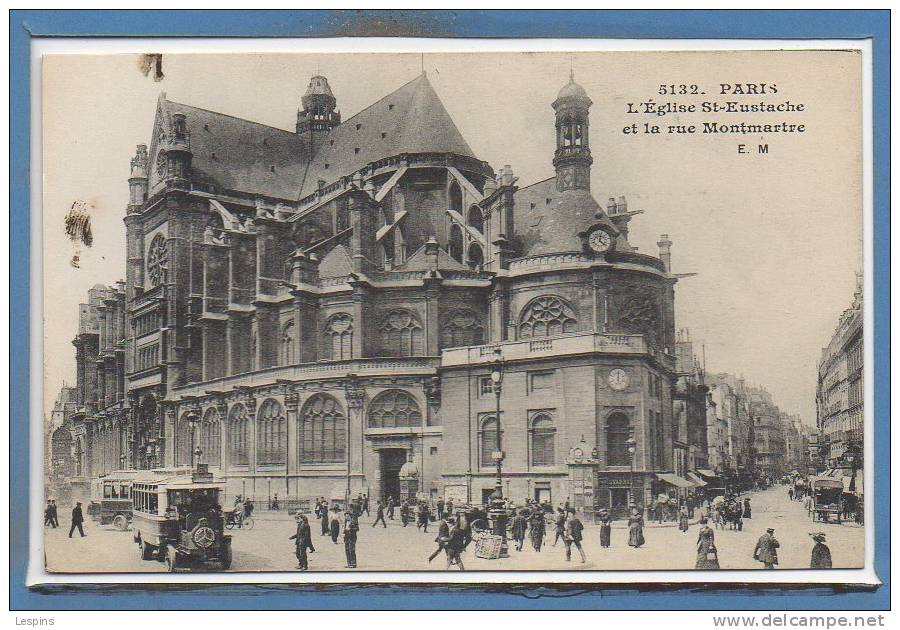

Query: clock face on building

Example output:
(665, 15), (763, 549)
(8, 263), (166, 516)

(608, 368), (629, 391)
(588, 228), (613, 253)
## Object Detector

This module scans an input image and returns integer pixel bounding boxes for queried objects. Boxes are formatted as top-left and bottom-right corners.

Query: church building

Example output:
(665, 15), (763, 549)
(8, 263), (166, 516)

(68, 69), (687, 515)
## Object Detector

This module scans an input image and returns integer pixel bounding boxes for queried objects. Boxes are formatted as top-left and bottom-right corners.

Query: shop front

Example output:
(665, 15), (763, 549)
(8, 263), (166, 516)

(594, 471), (650, 520)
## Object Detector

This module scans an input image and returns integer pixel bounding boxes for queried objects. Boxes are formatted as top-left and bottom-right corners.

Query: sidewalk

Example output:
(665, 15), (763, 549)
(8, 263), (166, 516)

(250, 508), (703, 529)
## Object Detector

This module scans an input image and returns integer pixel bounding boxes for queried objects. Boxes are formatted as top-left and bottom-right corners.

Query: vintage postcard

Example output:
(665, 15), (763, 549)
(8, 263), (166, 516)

(37, 46), (869, 582)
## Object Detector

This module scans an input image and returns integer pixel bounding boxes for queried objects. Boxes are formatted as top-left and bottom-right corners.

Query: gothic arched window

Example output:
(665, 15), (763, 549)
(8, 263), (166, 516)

(300, 394), (346, 464)
(530, 412), (556, 466)
(280, 320), (296, 365)
(440, 309), (485, 349)
(518, 295), (578, 339)
(379, 309), (423, 357)
(323, 313), (353, 361)
(479, 416), (502, 468)
(147, 234), (168, 288)
(367, 390), (422, 429)
(448, 224), (464, 264)
(606, 412), (633, 467)
(449, 181), (462, 214)
(175, 413), (193, 467)
(228, 403), (249, 467)
(257, 399), (286, 466)
(200, 407), (221, 467)
(467, 243), (484, 270)
(467, 205), (484, 233)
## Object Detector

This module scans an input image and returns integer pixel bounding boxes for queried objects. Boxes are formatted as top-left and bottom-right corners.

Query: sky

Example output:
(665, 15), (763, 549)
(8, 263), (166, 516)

(41, 50), (863, 426)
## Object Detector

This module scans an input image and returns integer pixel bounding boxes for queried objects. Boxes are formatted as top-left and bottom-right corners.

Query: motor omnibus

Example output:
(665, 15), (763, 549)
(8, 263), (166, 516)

(131, 465), (232, 572)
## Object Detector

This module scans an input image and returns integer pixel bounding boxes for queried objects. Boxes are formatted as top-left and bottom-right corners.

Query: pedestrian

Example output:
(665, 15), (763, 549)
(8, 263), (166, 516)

(387, 496), (395, 520)
(788, 487), (794, 501)
(627, 507), (645, 548)
(528, 509), (546, 552)
(243, 497), (254, 518)
(437, 497), (445, 521)
(44, 500), (53, 527)
(743, 497), (752, 519)
(400, 500), (410, 527)
(372, 500), (387, 528)
(329, 505), (342, 543)
(510, 509), (528, 552)
(563, 510), (586, 563)
(428, 517), (451, 563)
(68, 502), (86, 538)
(552, 507), (566, 546)
(695, 517), (720, 569)
(598, 509), (612, 548)
(809, 532), (832, 568)
(445, 498), (454, 520)
(289, 514), (313, 570)
(50, 500), (59, 527)
(320, 501), (330, 536)
(362, 494), (370, 516)
(444, 518), (467, 570)
(343, 509), (359, 568)
(417, 501), (430, 532)
(678, 504), (690, 533)
(272, 493), (280, 511)
(753, 528), (780, 569)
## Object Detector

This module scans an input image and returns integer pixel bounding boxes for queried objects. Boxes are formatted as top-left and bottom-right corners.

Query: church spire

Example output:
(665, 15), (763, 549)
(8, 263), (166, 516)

(552, 72), (593, 192)
(296, 75), (341, 157)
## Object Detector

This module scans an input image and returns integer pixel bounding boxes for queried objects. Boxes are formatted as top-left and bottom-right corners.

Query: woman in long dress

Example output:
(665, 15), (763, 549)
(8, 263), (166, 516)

(678, 504), (690, 533)
(695, 518), (720, 569)
(627, 508), (645, 548)
(598, 510), (612, 548)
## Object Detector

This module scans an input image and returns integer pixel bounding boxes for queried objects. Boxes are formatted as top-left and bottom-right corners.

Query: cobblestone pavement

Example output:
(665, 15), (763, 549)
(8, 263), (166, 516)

(44, 487), (863, 573)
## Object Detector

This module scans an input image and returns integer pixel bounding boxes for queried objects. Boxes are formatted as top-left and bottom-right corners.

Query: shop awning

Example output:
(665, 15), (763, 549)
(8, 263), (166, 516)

(687, 472), (708, 487)
(656, 473), (696, 489)
(696, 469), (718, 478)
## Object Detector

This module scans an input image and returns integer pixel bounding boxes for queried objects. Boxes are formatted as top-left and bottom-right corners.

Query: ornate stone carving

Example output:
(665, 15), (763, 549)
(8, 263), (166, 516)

(423, 375), (442, 408)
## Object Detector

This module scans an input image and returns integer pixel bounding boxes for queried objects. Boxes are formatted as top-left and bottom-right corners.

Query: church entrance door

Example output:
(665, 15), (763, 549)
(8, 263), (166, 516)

(380, 449), (406, 503)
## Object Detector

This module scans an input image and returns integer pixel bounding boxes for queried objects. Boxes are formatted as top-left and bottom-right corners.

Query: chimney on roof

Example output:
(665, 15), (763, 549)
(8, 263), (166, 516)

(657, 233), (673, 272)
(501, 165), (515, 187)
(617, 196), (628, 214)
(483, 176), (497, 197)
(607, 197), (617, 215)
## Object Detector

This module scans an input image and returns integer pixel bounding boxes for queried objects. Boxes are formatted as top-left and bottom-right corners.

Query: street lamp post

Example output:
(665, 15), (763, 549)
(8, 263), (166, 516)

(625, 432), (637, 513)
(490, 351), (504, 499)
(187, 411), (200, 470)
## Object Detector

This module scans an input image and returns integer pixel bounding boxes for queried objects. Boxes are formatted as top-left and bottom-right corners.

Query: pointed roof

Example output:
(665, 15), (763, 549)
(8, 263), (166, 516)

(157, 96), (309, 201)
(317, 244), (353, 278)
(396, 243), (470, 272)
(299, 73), (477, 197)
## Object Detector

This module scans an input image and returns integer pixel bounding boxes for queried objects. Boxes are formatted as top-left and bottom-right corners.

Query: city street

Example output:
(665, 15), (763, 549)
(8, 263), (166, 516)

(44, 487), (864, 573)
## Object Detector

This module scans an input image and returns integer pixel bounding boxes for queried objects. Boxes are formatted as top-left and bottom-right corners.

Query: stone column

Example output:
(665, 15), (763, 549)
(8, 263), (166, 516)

(284, 392), (300, 498)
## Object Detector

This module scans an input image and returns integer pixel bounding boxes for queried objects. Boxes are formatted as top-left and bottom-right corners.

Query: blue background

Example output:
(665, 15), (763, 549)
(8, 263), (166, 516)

(10, 9), (890, 611)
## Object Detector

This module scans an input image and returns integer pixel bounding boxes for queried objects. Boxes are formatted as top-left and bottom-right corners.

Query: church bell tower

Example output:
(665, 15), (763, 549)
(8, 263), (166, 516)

(552, 70), (593, 192)
(296, 75), (341, 158)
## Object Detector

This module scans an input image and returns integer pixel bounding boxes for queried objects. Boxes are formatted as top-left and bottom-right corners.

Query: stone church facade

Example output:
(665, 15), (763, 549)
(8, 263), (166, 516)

(67, 70), (685, 513)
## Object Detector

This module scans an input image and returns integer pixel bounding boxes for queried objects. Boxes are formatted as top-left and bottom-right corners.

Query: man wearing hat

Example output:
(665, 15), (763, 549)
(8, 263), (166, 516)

(68, 501), (86, 538)
(289, 514), (314, 570)
(343, 508), (360, 568)
(809, 532), (832, 569)
(428, 516), (453, 563)
(753, 527), (780, 569)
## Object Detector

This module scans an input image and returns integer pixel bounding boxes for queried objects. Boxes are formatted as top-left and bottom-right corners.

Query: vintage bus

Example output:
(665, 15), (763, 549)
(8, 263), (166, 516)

(87, 470), (140, 530)
(131, 465), (232, 572)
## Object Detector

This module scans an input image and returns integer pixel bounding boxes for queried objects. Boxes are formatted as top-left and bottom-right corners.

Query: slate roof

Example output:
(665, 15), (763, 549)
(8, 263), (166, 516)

(298, 73), (477, 198)
(513, 176), (627, 257)
(159, 96), (308, 201)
